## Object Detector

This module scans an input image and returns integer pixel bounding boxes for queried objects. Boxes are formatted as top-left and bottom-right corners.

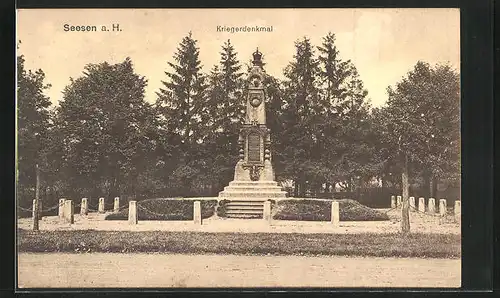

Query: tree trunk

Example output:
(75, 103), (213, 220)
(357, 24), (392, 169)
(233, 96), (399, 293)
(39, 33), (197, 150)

(299, 179), (306, 197)
(401, 153), (410, 234)
(430, 176), (438, 198)
(35, 164), (41, 221)
(422, 170), (431, 198)
(293, 180), (299, 197)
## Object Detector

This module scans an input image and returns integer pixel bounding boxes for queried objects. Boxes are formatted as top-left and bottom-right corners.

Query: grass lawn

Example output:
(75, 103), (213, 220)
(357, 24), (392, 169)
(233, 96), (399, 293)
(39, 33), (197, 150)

(18, 229), (460, 258)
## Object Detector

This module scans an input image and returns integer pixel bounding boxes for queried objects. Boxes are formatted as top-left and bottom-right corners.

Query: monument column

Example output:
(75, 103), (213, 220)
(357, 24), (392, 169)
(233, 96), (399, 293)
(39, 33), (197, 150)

(233, 48), (275, 182)
(218, 49), (287, 202)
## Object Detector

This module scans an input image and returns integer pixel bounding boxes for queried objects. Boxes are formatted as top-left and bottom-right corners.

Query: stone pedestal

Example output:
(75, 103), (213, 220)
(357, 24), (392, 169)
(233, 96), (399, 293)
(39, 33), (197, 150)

(428, 198), (436, 213)
(409, 196), (416, 211)
(331, 201), (340, 227)
(193, 201), (202, 225)
(58, 199), (65, 219)
(454, 200), (461, 222)
(113, 197), (120, 213)
(263, 201), (272, 223)
(98, 197), (105, 213)
(64, 200), (74, 224)
(439, 199), (446, 216)
(80, 198), (88, 215)
(396, 196), (402, 208)
(128, 201), (137, 225)
(418, 197), (425, 212)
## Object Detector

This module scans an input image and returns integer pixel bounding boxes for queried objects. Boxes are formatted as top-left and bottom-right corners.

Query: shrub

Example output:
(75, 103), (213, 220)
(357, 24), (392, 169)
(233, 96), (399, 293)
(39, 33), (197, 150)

(272, 199), (389, 221)
(216, 199), (229, 217)
(104, 198), (217, 221)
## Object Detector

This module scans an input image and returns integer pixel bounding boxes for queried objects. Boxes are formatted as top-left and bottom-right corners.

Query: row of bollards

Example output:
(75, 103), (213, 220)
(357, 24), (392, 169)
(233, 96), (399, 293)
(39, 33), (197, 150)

(125, 200), (343, 227)
(39, 198), (343, 228)
(96, 197), (120, 213)
(390, 195), (461, 222)
(57, 197), (121, 217)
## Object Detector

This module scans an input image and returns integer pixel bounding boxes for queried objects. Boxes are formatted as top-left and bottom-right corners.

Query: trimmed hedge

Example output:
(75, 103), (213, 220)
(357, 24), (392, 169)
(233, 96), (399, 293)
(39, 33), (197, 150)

(105, 198), (217, 221)
(272, 199), (389, 221)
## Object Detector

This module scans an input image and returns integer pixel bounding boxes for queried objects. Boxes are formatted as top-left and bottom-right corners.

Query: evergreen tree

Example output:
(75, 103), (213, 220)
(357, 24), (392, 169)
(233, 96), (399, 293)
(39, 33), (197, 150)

(157, 32), (207, 148)
(316, 33), (373, 193)
(156, 32), (208, 195)
(202, 39), (245, 194)
(219, 39), (244, 131)
(280, 37), (323, 196)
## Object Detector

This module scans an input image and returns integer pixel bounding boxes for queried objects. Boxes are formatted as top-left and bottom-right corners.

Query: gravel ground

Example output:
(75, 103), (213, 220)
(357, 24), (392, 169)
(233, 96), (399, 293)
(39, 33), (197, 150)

(17, 252), (461, 288)
(17, 208), (460, 234)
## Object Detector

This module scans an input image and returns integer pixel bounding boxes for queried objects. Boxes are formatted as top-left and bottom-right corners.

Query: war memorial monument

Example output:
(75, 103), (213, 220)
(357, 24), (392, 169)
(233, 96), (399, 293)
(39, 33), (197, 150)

(218, 49), (287, 218)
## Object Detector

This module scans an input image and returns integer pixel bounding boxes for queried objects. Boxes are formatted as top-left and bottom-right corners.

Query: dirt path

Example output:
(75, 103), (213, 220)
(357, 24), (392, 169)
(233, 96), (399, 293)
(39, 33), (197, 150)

(18, 253), (460, 288)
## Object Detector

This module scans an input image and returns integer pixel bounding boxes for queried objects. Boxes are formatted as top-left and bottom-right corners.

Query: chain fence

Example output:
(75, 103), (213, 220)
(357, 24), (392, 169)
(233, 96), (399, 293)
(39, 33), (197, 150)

(17, 200), (66, 213)
(17, 198), (131, 215)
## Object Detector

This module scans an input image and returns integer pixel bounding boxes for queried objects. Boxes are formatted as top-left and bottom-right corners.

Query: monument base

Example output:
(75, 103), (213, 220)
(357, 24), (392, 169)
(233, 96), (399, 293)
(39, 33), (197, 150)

(219, 160), (287, 200)
(218, 161), (287, 218)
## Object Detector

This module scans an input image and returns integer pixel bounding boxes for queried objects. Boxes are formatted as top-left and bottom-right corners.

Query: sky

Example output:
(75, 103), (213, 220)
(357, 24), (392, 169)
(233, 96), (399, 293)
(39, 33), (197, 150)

(16, 8), (460, 107)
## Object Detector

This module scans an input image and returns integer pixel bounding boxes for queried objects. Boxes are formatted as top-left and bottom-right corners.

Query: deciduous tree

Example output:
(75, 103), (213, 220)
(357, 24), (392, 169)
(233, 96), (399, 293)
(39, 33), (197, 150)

(16, 54), (52, 207)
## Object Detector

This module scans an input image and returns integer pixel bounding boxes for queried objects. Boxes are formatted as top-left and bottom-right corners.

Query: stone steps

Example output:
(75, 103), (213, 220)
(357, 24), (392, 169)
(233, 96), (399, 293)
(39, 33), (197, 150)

(224, 200), (266, 206)
(219, 191), (287, 198)
(226, 208), (263, 213)
(224, 200), (265, 219)
(224, 213), (263, 219)
(228, 181), (280, 187)
(219, 179), (286, 217)
(223, 186), (284, 192)
(226, 205), (264, 211)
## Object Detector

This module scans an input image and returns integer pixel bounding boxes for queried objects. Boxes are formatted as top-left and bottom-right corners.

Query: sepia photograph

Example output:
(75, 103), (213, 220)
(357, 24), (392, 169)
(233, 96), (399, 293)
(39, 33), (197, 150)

(16, 8), (461, 288)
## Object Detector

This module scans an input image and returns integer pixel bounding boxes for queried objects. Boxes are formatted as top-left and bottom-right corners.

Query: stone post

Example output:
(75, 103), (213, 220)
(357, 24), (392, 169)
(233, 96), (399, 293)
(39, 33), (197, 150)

(418, 197), (425, 212)
(428, 198), (436, 213)
(454, 200), (461, 222)
(409, 196), (416, 211)
(390, 195), (396, 209)
(193, 201), (202, 225)
(331, 201), (340, 227)
(128, 201), (138, 225)
(113, 197), (120, 213)
(32, 199), (39, 231)
(80, 198), (88, 215)
(64, 200), (74, 224)
(439, 199), (446, 216)
(58, 199), (65, 219)
(98, 197), (105, 213)
(263, 201), (272, 223)
(396, 195), (402, 208)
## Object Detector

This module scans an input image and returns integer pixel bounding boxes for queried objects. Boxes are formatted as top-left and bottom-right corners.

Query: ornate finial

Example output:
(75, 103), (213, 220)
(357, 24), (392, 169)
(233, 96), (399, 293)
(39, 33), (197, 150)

(252, 48), (263, 66)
